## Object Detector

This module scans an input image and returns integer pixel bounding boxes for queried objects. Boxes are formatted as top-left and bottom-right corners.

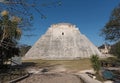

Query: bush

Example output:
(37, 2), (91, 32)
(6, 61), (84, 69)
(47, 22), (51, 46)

(110, 41), (120, 58)
(90, 55), (101, 74)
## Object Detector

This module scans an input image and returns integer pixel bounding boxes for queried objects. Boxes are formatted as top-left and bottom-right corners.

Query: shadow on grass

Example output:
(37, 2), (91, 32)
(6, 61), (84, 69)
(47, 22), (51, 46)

(22, 61), (61, 70)
(22, 62), (36, 69)
(0, 62), (37, 82)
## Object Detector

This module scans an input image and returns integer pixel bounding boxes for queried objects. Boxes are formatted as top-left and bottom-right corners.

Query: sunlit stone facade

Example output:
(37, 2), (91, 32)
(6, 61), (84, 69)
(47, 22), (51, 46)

(24, 23), (103, 60)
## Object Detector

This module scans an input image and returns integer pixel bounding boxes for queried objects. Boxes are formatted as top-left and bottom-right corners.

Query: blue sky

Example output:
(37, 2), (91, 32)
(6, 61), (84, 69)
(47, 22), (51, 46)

(19, 0), (120, 46)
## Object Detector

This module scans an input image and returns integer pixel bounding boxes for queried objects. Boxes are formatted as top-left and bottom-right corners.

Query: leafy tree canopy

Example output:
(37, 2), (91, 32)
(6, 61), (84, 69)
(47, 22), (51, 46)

(101, 4), (120, 42)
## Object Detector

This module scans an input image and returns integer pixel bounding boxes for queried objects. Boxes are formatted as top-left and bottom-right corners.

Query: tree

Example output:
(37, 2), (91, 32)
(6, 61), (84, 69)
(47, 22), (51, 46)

(101, 4), (120, 42)
(0, 1), (61, 66)
(90, 55), (101, 74)
(0, 0), (61, 28)
(0, 10), (21, 65)
(110, 41), (120, 58)
(19, 44), (31, 56)
(0, 10), (21, 43)
(0, 1), (61, 65)
(0, 0), (62, 40)
(101, 3), (120, 59)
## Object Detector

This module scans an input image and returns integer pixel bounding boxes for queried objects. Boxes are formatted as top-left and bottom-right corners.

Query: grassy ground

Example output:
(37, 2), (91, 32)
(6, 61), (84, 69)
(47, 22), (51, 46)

(22, 58), (92, 72)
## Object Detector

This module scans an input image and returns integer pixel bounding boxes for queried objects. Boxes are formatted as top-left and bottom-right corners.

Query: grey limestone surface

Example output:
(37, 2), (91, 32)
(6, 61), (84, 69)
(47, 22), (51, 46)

(24, 23), (103, 60)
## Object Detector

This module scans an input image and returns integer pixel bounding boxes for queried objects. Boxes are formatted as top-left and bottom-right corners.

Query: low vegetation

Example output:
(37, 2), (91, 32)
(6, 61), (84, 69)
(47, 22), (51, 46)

(110, 41), (120, 58)
(90, 55), (101, 74)
(90, 55), (105, 81)
(0, 68), (27, 82)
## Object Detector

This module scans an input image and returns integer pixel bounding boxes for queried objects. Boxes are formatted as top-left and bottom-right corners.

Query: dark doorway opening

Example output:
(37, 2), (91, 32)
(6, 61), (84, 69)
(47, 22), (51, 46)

(62, 32), (64, 35)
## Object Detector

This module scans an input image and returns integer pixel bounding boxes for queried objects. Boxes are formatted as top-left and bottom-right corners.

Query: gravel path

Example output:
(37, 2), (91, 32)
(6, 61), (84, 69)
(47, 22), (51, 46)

(17, 73), (83, 83)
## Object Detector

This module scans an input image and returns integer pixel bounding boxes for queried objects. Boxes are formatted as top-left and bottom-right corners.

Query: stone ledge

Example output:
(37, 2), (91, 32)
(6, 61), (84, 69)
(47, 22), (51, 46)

(77, 73), (102, 83)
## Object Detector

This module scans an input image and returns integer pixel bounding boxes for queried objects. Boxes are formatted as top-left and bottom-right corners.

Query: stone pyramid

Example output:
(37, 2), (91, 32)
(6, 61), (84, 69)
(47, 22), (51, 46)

(24, 23), (102, 60)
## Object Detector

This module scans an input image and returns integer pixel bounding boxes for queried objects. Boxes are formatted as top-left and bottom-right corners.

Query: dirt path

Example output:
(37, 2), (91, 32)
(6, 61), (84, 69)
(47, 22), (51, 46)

(17, 73), (83, 83)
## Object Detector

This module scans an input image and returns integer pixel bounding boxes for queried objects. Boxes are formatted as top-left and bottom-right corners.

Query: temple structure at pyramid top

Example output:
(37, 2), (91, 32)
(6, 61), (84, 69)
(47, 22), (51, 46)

(24, 23), (103, 60)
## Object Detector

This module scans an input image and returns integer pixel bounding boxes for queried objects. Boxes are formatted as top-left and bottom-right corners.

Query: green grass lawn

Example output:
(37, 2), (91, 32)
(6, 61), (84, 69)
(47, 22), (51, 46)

(22, 58), (92, 71)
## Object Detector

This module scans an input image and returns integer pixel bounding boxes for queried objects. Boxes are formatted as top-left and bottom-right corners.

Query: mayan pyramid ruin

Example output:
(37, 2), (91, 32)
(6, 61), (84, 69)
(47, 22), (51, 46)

(24, 23), (103, 60)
